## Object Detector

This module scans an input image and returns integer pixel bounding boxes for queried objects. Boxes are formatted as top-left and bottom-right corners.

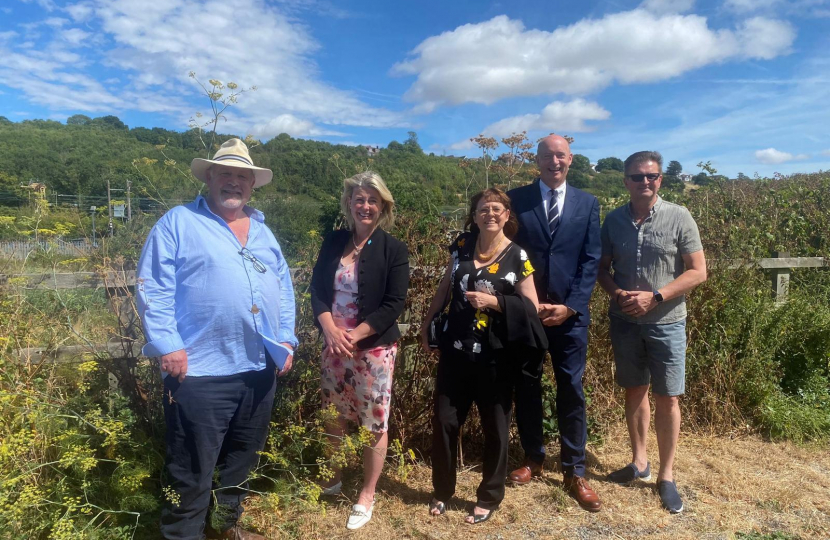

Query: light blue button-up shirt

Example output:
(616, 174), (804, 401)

(136, 195), (298, 377)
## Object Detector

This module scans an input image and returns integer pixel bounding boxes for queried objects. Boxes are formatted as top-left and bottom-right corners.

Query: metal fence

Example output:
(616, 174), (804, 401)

(0, 238), (94, 259)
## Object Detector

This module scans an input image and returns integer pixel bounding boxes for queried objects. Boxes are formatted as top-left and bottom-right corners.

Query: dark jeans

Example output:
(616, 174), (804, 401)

(513, 324), (588, 477)
(160, 367), (276, 540)
(431, 349), (513, 510)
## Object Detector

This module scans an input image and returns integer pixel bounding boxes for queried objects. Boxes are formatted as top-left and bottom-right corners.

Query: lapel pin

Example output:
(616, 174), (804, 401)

(368, 240), (372, 245)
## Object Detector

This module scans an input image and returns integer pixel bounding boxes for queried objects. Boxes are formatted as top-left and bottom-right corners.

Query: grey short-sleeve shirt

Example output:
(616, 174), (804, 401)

(601, 197), (703, 324)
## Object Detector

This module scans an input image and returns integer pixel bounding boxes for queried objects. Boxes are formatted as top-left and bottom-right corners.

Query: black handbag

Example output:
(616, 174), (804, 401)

(427, 279), (452, 349)
(427, 311), (449, 349)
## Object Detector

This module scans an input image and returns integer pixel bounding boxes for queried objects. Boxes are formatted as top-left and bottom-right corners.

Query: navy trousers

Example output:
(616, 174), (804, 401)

(513, 324), (588, 477)
(160, 367), (276, 540)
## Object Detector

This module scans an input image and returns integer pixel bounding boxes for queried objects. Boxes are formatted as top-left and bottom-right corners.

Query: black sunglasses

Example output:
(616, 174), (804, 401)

(627, 173), (661, 183)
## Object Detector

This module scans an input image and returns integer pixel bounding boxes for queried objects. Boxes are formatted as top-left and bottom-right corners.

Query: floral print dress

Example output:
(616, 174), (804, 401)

(320, 260), (397, 433)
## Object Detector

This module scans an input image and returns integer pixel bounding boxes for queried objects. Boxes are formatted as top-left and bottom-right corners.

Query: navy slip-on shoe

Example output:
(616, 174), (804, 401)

(657, 480), (684, 514)
(607, 462), (652, 484)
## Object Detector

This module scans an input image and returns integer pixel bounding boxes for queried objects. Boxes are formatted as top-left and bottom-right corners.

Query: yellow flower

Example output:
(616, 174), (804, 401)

(474, 310), (489, 330)
(522, 259), (535, 277)
(488, 263), (499, 274)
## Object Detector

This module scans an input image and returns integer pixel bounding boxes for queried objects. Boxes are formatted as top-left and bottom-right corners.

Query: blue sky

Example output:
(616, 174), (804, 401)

(1, 0), (830, 177)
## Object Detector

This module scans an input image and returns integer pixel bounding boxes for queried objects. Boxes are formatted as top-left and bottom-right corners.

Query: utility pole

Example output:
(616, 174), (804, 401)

(106, 177), (114, 236)
(126, 179), (132, 221)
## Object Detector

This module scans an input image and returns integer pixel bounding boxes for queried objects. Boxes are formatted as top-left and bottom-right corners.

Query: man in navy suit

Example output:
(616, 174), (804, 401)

(506, 134), (602, 512)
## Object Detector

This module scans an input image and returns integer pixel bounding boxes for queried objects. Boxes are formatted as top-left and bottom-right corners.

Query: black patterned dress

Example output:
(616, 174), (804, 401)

(442, 231), (535, 359)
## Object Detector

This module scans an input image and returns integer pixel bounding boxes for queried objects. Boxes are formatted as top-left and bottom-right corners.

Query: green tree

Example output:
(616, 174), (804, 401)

(90, 115), (128, 130)
(67, 114), (92, 125)
(571, 154), (591, 172)
(404, 131), (422, 153)
(567, 169), (590, 188)
(692, 172), (711, 186)
(666, 160), (682, 176)
(596, 156), (624, 173)
(0, 171), (21, 207)
(663, 174), (684, 191)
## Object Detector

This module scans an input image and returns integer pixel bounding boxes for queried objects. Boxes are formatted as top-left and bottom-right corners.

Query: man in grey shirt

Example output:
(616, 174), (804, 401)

(597, 151), (707, 514)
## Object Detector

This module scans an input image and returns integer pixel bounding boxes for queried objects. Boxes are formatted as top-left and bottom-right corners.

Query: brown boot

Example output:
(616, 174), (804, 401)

(563, 474), (602, 512)
(218, 526), (266, 540)
(508, 458), (544, 485)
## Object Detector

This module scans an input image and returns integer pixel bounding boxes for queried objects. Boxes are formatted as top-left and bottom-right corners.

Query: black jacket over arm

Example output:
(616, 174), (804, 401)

(489, 293), (549, 353)
(310, 228), (410, 349)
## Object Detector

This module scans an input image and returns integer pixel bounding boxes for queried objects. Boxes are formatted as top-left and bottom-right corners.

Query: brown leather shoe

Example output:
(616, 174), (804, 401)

(508, 459), (544, 485)
(563, 474), (602, 512)
(218, 526), (266, 540)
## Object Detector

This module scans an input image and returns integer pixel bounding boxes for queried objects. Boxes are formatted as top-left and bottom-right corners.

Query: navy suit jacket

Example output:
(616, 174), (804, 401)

(508, 180), (601, 329)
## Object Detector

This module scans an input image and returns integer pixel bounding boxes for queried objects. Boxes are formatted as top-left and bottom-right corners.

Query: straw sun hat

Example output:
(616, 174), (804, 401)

(190, 138), (273, 188)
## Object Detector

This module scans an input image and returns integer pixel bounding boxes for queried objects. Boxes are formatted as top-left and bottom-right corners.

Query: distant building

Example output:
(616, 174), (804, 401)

(363, 145), (380, 157)
(21, 182), (47, 195)
(679, 174), (693, 183)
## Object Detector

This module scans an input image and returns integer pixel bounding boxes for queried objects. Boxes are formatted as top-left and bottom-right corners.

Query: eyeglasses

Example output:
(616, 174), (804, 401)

(627, 173), (661, 183)
(239, 247), (267, 273)
(477, 206), (506, 217)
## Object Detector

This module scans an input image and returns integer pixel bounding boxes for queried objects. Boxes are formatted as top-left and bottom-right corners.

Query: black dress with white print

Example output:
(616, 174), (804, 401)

(442, 231), (535, 361)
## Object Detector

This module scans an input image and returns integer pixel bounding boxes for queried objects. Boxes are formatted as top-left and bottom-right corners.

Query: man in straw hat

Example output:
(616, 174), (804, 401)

(137, 138), (297, 539)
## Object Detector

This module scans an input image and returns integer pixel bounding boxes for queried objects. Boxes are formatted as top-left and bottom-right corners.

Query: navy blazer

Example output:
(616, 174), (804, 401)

(310, 228), (409, 349)
(508, 180), (601, 328)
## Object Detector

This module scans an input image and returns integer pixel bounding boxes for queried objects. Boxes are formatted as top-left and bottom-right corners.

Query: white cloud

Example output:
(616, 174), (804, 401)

(44, 17), (69, 27)
(65, 2), (94, 21)
(61, 28), (90, 45)
(754, 148), (809, 164)
(1, 0), (406, 136)
(21, 0), (58, 12)
(736, 17), (796, 59)
(248, 114), (346, 138)
(724, 0), (780, 12)
(821, 149), (830, 157)
(89, 0), (404, 130)
(392, 12), (795, 110)
(724, 0), (830, 17)
(448, 139), (474, 151)
(481, 99), (610, 138)
(640, 0), (695, 14)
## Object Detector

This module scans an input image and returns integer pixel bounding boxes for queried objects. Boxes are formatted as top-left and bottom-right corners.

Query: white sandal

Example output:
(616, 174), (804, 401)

(346, 501), (374, 530)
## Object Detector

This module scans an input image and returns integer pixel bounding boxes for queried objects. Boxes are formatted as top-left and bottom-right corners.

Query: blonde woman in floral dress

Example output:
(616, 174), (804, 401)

(309, 171), (409, 530)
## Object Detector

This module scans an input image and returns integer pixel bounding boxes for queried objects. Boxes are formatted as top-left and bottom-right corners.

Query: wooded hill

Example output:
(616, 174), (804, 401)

(0, 114), (651, 213)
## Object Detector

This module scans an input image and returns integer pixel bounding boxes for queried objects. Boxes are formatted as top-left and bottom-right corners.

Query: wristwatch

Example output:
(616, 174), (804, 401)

(653, 290), (664, 303)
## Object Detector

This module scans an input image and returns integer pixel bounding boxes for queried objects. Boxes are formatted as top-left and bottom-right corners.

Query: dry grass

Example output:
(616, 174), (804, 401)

(246, 426), (830, 539)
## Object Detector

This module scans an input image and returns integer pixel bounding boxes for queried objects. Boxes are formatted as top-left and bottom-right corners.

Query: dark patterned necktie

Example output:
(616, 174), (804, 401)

(548, 190), (560, 235)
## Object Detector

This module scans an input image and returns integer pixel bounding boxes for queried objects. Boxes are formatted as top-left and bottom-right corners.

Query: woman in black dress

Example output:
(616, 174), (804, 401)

(419, 188), (546, 524)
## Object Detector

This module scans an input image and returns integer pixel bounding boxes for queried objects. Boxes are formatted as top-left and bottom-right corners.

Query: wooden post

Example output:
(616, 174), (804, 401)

(126, 180), (132, 222)
(770, 251), (790, 304)
(107, 177), (113, 237)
